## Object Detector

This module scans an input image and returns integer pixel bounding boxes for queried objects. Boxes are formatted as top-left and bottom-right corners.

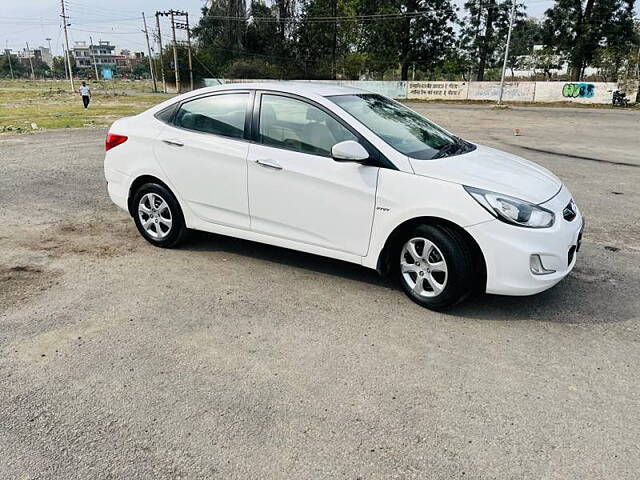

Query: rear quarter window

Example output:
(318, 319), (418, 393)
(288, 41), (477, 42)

(154, 103), (178, 124)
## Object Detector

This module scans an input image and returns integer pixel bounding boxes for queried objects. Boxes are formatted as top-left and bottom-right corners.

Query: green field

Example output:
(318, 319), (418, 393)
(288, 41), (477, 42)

(0, 79), (171, 133)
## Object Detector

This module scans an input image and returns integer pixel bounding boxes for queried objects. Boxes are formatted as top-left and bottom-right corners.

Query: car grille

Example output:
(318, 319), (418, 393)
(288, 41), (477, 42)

(563, 200), (577, 221)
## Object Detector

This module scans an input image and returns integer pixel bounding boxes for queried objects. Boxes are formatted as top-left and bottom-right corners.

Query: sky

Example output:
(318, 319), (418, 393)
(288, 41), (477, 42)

(2, 0), (208, 55)
(0, 0), (611, 56)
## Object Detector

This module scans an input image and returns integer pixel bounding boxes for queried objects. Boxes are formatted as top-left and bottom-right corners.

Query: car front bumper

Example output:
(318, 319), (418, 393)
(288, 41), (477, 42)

(465, 186), (583, 296)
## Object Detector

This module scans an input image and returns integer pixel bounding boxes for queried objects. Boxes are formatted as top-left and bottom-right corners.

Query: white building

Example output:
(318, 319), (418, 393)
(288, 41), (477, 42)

(72, 40), (116, 69)
(16, 46), (52, 66)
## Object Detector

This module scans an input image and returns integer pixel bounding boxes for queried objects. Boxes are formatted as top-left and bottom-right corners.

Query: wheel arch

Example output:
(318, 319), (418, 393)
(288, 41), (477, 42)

(127, 174), (176, 217)
(375, 216), (487, 291)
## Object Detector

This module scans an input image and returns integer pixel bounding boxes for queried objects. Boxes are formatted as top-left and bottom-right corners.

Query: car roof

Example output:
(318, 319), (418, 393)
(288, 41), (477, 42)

(197, 81), (370, 98)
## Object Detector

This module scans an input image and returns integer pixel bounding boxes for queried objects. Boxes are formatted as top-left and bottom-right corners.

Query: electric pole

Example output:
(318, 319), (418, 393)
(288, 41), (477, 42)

(331, 0), (337, 80)
(60, 0), (75, 91)
(142, 12), (157, 92)
(175, 16), (193, 91)
(497, 0), (516, 106)
(155, 12), (167, 93)
(25, 42), (36, 79)
(5, 42), (14, 80)
(185, 13), (193, 91)
(158, 10), (189, 93)
(170, 10), (180, 93)
(89, 36), (100, 80)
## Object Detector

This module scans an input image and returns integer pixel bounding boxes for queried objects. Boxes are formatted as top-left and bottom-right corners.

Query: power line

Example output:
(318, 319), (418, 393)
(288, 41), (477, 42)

(69, 27), (142, 35)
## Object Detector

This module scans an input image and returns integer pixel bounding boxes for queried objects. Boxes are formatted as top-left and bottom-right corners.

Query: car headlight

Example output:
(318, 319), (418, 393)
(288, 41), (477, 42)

(464, 186), (555, 228)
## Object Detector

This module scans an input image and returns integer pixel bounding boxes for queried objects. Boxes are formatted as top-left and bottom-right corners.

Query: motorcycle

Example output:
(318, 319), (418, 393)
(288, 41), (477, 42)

(612, 90), (629, 107)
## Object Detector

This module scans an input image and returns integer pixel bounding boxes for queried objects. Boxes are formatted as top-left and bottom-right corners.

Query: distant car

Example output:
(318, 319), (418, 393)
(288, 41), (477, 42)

(104, 83), (583, 310)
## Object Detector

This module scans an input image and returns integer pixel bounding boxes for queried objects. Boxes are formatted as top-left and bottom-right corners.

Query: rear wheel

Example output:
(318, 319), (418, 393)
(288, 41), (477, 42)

(132, 183), (187, 248)
(397, 224), (477, 310)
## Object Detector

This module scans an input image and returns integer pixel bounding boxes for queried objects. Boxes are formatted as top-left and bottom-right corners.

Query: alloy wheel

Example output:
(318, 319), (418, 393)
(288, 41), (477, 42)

(138, 192), (172, 240)
(400, 237), (449, 298)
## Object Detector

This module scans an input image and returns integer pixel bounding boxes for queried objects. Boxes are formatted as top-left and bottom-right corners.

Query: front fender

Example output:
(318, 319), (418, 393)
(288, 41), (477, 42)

(362, 168), (493, 269)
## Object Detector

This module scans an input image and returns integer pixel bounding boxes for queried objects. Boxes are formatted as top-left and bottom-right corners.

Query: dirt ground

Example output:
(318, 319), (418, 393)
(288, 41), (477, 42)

(1, 104), (639, 479)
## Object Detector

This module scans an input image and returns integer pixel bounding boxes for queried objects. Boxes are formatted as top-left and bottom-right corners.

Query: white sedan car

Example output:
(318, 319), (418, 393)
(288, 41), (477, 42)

(104, 83), (583, 310)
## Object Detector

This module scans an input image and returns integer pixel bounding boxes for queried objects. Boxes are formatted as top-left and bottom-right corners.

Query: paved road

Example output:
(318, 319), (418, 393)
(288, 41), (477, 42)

(1, 104), (639, 479)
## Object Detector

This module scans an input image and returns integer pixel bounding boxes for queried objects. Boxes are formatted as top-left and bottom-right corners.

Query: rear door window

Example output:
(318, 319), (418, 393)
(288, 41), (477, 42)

(174, 93), (249, 139)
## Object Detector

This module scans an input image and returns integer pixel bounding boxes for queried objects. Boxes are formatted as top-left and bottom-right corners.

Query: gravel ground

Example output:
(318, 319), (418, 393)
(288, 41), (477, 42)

(1, 104), (639, 479)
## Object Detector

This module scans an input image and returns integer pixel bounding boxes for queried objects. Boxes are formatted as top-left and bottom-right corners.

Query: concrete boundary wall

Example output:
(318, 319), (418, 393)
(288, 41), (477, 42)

(468, 82), (536, 102)
(407, 81), (469, 100)
(533, 81), (618, 104)
(205, 78), (408, 98)
(203, 78), (636, 105)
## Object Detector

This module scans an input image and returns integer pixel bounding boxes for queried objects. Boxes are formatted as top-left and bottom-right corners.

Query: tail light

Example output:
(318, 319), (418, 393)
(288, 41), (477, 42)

(105, 133), (128, 152)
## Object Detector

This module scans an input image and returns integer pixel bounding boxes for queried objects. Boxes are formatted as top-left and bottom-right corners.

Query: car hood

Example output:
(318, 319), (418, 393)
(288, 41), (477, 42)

(408, 144), (562, 204)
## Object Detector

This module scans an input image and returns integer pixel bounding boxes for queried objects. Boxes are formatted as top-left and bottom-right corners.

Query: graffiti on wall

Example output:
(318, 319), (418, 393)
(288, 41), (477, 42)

(562, 83), (595, 98)
(408, 81), (466, 99)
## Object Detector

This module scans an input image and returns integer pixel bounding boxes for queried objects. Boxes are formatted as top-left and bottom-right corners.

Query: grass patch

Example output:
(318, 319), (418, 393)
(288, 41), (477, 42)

(0, 79), (171, 133)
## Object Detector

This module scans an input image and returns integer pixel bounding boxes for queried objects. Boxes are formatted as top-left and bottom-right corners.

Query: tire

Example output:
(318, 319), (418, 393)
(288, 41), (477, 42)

(396, 224), (477, 310)
(132, 182), (187, 248)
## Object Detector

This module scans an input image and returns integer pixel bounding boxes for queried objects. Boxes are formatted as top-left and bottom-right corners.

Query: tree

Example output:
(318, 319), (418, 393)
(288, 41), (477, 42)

(245, 0), (301, 77)
(159, 45), (208, 87)
(32, 58), (51, 78)
(131, 61), (150, 78)
(505, 17), (544, 78)
(51, 54), (78, 78)
(296, 0), (359, 79)
(245, 1), (279, 57)
(360, 0), (458, 81)
(459, 0), (527, 81)
(225, 58), (279, 78)
(192, 1), (248, 75)
(0, 54), (26, 78)
(542, 0), (636, 81)
(51, 56), (67, 78)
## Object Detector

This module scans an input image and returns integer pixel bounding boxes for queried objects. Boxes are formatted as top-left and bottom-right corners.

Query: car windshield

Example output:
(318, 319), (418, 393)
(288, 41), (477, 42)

(329, 93), (474, 160)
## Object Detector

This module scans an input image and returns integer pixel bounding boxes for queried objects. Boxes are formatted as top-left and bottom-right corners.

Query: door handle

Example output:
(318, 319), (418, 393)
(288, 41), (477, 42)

(162, 139), (184, 147)
(256, 159), (283, 170)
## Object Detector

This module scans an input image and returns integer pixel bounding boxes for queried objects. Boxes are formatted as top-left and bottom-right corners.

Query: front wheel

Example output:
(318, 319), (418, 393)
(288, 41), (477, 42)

(132, 183), (187, 248)
(397, 224), (478, 310)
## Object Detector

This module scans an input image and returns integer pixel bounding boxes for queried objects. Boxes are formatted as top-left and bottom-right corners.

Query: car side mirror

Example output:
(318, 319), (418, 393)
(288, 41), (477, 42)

(331, 140), (370, 163)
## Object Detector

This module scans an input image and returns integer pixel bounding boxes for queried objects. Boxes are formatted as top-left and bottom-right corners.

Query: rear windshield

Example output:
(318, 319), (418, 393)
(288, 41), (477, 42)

(329, 94), (474, 160)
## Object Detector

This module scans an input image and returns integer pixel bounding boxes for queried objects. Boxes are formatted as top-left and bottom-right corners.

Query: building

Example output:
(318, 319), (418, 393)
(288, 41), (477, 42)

(72, 40), (116, 70)
(16, 46), (52, 66)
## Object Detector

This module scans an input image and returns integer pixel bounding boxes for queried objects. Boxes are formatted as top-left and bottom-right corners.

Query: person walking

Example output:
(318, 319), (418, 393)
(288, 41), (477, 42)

(79, 81), (91, 109)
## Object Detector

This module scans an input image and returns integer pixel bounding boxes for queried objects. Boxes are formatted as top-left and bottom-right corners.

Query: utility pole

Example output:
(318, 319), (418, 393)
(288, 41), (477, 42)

(89, 36), (100, 80)
(45, 37), (52, 78)
(60, 0), (75, 91)
(25, 42), (36, 79)
(185, 13), (194, 91)
(497, 0), (516, 106)
(63, 51), (69, 81)
(155, 12), (167, 93)
(5, 42), (14, 80)
(170, 10), (180, 93)
(142, 12), (157, 92)
(175, 15), (193, 91)
(331, 0), (337, 80)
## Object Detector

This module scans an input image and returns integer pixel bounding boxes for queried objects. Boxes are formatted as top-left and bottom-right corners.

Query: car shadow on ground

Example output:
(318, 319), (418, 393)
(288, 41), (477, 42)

(182, 231), (635, 324)
(182, 230), (394, 289)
